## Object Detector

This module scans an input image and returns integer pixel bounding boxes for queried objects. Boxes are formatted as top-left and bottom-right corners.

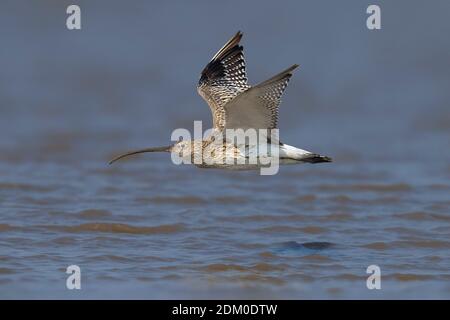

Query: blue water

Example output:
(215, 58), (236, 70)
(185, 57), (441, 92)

(0, 0), (449, 299)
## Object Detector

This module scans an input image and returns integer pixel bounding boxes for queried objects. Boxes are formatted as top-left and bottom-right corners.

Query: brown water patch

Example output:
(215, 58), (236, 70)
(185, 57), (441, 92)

(427, 203), (450, 212)
(284, 214), (309, 221)
(292, 194), (317, 203)
(321, 212), (353, 221)
(237, 242), (266, 250)
(251, 263), (287, 272)
(426, 255), (442, 262)
(428, 184), (450, 191)
(330, 195), (353, 203)
(20, 196), (68, 206)
(329, 195), (402, 206)
(0, 224), (15, 232)
(395, 211), (450, 222)
(390, 273), (435, 281)
(327, 287), (342, 295)
(317, 183), (412, 193)
(362, 242), (390, 250)
(77, 209), (113, 219)
(0, 182), (54, 192)
(136, 196), (206, 205)
(394, 240), (450, 249)
(50, 223), (185, 234)
(0, 268), (16, 274)
(202, 264), (247, 272)
(259, 251), (278, 259)
(214, 196), (248, 204)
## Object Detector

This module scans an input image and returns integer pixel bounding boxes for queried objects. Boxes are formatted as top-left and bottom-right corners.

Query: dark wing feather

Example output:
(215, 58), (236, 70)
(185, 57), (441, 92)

(197, 31), (250, 129)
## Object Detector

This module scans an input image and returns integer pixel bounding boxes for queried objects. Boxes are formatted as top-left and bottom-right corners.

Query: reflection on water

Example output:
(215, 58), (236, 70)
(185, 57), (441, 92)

(1, 0), (450, 298)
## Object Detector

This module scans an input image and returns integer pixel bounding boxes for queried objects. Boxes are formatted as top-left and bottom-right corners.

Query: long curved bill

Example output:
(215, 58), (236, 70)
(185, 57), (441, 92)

(109, 146), (171, 165)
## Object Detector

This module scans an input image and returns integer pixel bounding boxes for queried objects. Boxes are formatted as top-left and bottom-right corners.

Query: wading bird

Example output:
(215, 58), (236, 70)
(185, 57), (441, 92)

(109, 32), (331, 170)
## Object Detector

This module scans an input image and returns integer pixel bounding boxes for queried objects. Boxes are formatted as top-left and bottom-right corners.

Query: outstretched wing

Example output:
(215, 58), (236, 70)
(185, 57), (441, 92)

(223, 64), (298, 130)
(197, 31), (250, 130)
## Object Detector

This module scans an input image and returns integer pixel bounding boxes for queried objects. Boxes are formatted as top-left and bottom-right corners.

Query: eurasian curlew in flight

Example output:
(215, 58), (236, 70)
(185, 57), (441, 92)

(109, 32), (332, 170)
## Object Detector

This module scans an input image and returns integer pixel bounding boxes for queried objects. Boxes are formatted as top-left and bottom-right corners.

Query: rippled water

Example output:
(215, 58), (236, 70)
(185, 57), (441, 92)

(1, 1), (450, 299)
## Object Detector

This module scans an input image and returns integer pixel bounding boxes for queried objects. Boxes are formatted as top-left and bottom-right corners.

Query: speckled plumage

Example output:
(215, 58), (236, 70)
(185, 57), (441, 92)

(197, 31), (250, 129)
(109, 32), (332, 169)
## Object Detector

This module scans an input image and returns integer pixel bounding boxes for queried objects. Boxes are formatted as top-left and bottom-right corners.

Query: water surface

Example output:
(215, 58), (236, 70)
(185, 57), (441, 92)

(0, 0), (449, 299)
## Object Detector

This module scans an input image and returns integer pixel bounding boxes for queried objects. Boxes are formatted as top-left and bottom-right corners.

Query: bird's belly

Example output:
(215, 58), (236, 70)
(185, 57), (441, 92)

(196, 163), (262, 170)
(195, 156), (303, 170)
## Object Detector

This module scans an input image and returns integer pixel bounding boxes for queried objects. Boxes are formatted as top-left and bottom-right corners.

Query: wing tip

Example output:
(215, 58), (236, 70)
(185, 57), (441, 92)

(255, 64), (300, 88)
(211, 31), (244, 61)
(302, 154), (333, 164)
(199, 31), (246, 87)
(231, 30), (243, 45)
(285, 64), (300, 74)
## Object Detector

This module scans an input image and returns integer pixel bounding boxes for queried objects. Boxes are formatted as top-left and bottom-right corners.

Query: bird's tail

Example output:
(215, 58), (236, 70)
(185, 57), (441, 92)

(279, 144), (332, 164)
(301, 154), (333, 163)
